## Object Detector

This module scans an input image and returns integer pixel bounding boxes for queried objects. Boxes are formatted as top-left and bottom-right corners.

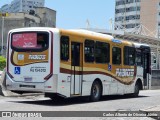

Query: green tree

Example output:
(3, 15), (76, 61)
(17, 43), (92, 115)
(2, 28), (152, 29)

(0, 56), (6, 71)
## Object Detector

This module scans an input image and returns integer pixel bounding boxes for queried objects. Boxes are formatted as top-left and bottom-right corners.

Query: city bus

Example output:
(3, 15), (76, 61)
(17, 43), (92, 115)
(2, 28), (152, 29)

(5, 27), (151, 101)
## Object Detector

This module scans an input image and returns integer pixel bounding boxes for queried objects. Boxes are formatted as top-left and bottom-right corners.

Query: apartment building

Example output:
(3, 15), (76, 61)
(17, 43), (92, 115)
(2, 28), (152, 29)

(0, 0), (44, 13)
(115, 0), (160, 37)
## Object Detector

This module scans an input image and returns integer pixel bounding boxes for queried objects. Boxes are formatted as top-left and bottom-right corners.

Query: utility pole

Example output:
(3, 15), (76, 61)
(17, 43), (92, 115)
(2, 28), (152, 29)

(0, 13), (8, 56)
(109, 18), (114, 37)
(124, 0), (126, 33)
(1, 16), (4, 56)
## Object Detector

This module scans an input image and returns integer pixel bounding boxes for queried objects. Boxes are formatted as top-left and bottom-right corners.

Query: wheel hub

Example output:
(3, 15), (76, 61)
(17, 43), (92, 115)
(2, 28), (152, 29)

(93, 85), (99, 98)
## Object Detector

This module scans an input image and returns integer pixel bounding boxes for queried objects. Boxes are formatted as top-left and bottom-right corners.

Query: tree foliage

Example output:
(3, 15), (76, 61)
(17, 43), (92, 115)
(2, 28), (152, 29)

(0, 56), (6, 71)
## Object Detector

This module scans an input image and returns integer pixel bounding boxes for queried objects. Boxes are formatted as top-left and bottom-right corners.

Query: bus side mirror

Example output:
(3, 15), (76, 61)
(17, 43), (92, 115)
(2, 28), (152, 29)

(154, 59), (156, 63)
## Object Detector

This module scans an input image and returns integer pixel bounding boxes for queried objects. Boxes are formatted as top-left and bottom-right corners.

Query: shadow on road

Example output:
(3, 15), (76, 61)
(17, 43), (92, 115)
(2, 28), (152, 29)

(8, 95), (149, 106)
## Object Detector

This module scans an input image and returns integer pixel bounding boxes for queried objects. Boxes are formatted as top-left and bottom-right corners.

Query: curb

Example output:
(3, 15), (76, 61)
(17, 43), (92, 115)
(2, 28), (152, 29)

(0, 85), (4, 96)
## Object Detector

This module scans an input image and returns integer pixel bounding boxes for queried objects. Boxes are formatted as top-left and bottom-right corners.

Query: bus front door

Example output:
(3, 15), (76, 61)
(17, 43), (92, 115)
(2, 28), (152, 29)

(71, 42), (83, 96)
(142, 48), (151, 89)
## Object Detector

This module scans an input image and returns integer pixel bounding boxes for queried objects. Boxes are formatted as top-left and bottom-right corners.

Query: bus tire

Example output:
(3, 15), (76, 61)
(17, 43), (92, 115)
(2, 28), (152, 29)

(132, 82), (140, 97)
(90, 81), (102, 102)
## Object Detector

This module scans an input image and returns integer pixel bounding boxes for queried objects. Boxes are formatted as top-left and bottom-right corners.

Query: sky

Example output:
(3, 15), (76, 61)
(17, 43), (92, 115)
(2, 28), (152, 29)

(0, 0), (115, 29)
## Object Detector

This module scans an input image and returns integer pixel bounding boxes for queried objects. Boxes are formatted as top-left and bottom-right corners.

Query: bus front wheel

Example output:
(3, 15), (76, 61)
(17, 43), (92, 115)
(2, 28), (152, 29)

(90, 81), (102, 102)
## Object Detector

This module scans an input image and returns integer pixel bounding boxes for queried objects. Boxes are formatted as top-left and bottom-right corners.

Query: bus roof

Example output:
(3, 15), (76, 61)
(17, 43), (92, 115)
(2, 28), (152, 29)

(9, 27), (113, 39)
(67, 29), (114, 39)
(133, 42), (150, 48)
(8, 27), (150, 48)
(8, 27), (59, 33)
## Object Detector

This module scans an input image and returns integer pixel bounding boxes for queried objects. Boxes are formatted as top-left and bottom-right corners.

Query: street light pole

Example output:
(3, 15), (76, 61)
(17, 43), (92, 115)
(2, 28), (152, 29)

(1, 16), (4, 56)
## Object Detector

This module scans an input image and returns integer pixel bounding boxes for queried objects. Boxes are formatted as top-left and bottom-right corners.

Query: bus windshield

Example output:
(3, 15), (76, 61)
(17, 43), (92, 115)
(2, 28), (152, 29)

(11, 32), (49, 52)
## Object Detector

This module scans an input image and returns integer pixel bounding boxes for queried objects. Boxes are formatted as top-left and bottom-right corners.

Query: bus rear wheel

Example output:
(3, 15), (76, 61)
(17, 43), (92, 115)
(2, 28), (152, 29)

(90, 81), (102, 102)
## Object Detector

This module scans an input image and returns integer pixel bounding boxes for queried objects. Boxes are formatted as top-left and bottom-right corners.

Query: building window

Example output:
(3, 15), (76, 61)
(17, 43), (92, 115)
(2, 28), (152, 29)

(125, 23), (140, 29)
(112, 47), (121, 65)
(116, 0), (140, 6)
(95, 41), (110, 63)
(115, 15), (140, 22)
(61, 36), (69, 61)
(85, 40), (95, 62)
(124, 46), (135, 65)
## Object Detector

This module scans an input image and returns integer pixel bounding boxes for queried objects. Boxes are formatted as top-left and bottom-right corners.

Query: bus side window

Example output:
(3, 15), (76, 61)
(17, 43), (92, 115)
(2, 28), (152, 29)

(60, 36), (69, 61)
(124, 46), (135, 66)
(136, 51), (142, 66)
(95, 41), (110, 63)
(112, 47), (121, 65)
(85, 40), (95, 62)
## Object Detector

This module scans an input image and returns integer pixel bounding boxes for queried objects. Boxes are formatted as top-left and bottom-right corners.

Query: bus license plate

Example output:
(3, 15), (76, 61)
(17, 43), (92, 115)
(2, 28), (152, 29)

(24, 77), (32, 82)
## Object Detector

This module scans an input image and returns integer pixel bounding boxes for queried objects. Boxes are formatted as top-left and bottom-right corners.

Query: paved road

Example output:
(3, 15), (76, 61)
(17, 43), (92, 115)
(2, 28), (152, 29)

(0, 90), (160, 120)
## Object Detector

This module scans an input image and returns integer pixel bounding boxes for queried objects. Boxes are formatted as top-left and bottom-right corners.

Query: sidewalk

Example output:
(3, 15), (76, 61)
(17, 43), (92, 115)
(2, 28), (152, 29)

(140, 105), (160, 119)
(0, 69), (18, 96)
(140, 105), (160, 111)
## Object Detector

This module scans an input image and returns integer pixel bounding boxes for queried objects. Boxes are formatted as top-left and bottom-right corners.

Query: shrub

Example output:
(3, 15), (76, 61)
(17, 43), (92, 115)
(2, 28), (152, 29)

(0, 56), (6, 71)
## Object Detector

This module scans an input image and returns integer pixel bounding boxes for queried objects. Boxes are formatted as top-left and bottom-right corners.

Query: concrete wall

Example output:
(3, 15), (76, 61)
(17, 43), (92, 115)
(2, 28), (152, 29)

(152, 70), (160, 85)
(35, 7), (56, 27)
(0, 13), (40, 57)
(0, 18), (24, 57)
(151, 70), (160, 89)
(0, 8), (56, 56)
